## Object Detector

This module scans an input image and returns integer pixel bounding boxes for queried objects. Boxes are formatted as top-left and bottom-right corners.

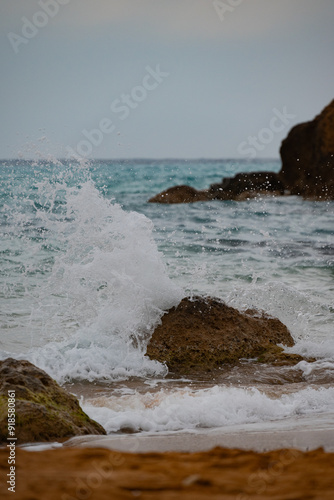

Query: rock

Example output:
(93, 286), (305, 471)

(146, 296), (303, 375)
(148, 100), (334, 203)
(148, 173), (284, 203)
(279, 99), (334, 199)
(148, 185), (210, 204)
(0, 358), (106, 444)
(209, 171), (285, 200)
(148, 171), (286, 204)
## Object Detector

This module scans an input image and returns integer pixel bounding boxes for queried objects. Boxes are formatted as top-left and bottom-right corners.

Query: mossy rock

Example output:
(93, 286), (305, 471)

(146, 296), (304, 375)
(0, 358), (106, 444)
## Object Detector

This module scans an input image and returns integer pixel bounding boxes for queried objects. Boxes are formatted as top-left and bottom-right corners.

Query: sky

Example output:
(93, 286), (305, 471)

(1, 0), (334, 160)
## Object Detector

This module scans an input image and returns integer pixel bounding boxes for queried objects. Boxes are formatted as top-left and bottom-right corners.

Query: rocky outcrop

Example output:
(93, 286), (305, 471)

(148, 185), (210, 203)
(0, 358), (106, 444)
(279, 99), (334, 199)
(146, 296), (303, 375)
(148, 173), (284, 203)
(208, 171), (285, 200)
(148, 99), (334, 203)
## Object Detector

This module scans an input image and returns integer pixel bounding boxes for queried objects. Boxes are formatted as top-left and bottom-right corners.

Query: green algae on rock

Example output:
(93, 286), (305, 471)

(0, 358), (106, 444)
(146, 296), (304, 375)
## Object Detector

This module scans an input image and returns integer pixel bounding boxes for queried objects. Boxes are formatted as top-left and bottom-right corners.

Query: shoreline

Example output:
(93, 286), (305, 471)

(59, 412), (334, 454)
(13, 412), (334, 455)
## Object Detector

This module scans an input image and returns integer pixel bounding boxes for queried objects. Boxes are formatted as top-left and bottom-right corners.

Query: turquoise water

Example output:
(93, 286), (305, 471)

(1, 158), (334, 433)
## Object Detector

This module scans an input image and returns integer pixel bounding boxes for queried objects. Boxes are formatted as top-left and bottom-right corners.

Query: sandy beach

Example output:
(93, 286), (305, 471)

(1, 443), (333, 499)
(0, 414), (332, 499)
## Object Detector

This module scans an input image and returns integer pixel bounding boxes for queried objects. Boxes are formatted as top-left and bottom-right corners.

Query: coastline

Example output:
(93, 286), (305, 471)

(1, 414), (331, 499)
(61, 412), (334, 454)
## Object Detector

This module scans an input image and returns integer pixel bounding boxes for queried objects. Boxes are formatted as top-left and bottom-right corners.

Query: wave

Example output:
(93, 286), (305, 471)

(0, 161), (183, 382)
(82, 385), (334, 433)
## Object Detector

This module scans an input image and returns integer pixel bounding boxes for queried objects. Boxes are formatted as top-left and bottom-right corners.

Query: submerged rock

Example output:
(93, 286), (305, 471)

(146, 296), (303, 374)
(148, 185), (210, 203)
(0, 358), (106, 444)
(208, 171), (285, 200)
(148, 173), (284, 203)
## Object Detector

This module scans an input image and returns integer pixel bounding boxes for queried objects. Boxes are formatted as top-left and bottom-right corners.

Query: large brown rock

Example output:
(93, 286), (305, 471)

(148, 100), (334, 203)
(279, 99), (334, 198)
(0, 358), (106, 444)
(146, 296), (303, 375)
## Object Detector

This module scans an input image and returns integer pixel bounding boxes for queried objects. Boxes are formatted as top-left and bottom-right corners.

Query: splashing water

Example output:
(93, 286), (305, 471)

(0, 159), (183, 382)
(1, 157), (334, 435)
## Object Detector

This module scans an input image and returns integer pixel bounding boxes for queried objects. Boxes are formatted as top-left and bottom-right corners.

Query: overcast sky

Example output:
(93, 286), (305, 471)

(1, 0), (333, 159)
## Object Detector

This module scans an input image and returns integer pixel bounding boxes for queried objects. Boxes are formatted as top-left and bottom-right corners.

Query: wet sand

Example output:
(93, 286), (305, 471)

(1, 445), (334, 499)
(63, 413), (334, 453)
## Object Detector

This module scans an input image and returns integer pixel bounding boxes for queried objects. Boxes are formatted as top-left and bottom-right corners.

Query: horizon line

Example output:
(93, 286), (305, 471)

(0, 156), (280, 163)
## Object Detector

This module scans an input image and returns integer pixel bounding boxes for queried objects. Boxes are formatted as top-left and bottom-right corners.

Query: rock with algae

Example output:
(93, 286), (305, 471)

(146, 296), (304, 375)
(0, 358), (106, 444)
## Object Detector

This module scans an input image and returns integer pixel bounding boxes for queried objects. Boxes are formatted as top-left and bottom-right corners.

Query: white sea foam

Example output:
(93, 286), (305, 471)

(286, 339), (334, 360)
(0, 155), (334, 410)
(285, 339), (334, 381)
(226, 281), (333, 343)
(2, 165), (183, 382)
(82, 385), (334, 433)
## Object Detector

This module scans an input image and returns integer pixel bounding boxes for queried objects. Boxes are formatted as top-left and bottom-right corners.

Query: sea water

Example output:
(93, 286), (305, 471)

(1, 158), (333, 434)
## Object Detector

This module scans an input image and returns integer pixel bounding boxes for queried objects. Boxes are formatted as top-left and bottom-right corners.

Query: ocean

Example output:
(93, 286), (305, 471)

(1, 158), (334, 436)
